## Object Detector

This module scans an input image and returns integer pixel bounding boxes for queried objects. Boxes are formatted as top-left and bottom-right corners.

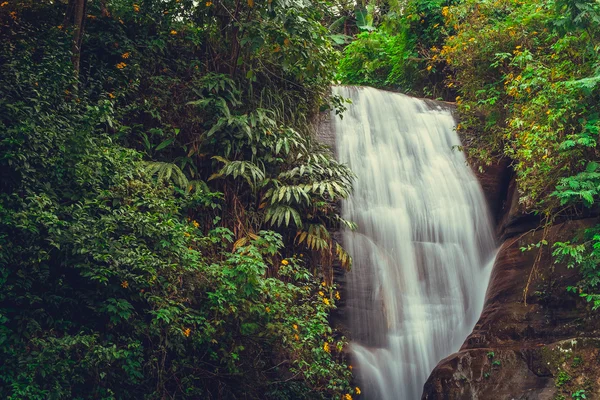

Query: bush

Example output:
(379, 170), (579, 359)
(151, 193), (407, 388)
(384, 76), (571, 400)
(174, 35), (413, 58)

(336, 29), (415, 90)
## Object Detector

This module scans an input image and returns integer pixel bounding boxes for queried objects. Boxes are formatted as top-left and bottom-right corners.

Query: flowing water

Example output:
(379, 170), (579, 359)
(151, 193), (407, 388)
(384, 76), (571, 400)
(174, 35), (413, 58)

(332, 86), (496, 400)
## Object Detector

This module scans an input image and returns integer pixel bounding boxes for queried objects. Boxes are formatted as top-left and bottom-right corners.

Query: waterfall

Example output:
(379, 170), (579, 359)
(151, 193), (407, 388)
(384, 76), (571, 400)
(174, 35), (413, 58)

(332, 86), (496, 400)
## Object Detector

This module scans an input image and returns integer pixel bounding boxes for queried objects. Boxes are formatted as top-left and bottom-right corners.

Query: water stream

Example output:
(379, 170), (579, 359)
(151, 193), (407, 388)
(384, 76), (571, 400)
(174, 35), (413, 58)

(332, 86), (496, 399)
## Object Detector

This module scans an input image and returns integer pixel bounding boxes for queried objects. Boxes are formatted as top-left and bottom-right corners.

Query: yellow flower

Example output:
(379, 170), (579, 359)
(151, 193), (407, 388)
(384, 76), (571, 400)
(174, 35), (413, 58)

(1, 2), (8, 7)
(133, 4), (140, 12)
(121, 52), (130, 59)
(294, 333), (299, 341)
(192, 220), (199, 228)
(321, 281), (326, 287)
(348, 365), (353, 370)
(293, 324), (298, 330)
(299, 253), (303, 257)
(335, 291), (341, 300)
(108, 92), (115, 99)
(426, 65), (433, 71)
(116, 62), (127, 69)
(184, 232), (191, 237)
(170, 30), (177, 35)
(318, 291), (324, 297)
(323, 342), (330, 353)
(266, 306), (271, 313)
(323, 298), (330, 305)
(57, 25), (64, 30)
(355, 387), (361, 395)
(183, 328), (191, 337)
(206, 1), (212, 6)
(121, 280), (129, 288)
(344, 394), (353, 400)
(455, 96), (461, 101)
(516, 45), (522, 49)
(281, 259), (289, 266)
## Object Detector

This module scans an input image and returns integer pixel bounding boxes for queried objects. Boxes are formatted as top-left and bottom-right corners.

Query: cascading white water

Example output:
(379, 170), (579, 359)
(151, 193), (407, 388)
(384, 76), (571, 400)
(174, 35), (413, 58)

(332, 86), (496, 400)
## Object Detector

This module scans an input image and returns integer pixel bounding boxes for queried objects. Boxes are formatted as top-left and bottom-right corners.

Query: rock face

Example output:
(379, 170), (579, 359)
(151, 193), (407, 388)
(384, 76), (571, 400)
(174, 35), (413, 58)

(422, 194), (600, 398)
(470, 159), (512, 225)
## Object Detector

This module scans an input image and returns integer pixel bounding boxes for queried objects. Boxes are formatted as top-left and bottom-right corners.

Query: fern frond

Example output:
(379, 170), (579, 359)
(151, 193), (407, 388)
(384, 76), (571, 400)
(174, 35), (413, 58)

(295, 224), (330, 251)
(210, 157), (265, 189)
(263, 184), (310, 205)
(335, 242), (352, 270)
(265, 205), (302, 227)
(187, 179), (210, 194)
(143, 161), (189, 189)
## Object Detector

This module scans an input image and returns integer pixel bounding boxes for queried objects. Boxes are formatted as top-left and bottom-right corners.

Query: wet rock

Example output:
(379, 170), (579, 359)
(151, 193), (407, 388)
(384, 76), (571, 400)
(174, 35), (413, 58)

(470, 158), (512, 225)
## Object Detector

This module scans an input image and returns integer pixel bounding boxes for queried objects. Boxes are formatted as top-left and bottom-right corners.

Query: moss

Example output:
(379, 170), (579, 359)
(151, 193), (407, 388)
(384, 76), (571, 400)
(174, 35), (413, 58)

(555, 370), (571, 388)
(537, 339), (600, 398)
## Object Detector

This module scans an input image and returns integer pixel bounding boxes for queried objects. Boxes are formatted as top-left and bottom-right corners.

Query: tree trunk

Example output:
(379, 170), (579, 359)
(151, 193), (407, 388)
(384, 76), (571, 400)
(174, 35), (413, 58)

(70, 0), (87, 77)
(229, 0), (242, 76)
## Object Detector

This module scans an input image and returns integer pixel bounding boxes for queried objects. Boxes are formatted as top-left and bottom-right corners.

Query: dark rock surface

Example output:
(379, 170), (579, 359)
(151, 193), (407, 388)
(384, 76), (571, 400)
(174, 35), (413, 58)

(471, 158), (512, 225)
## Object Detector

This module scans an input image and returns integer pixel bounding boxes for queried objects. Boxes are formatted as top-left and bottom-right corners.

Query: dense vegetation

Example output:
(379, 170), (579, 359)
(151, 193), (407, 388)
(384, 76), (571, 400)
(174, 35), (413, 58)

(0, 0), (358, 398)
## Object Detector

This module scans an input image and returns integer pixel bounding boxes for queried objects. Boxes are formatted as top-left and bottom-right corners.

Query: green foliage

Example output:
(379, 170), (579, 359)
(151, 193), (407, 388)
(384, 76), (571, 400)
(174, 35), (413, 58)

(335, 0), (459, 96)
(552, 162), (600, 207)
(0, 0), (356, 398)
(336, 29), (415, 90)
(556, 370), (572, 388)
(553, 225), (600, 310)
